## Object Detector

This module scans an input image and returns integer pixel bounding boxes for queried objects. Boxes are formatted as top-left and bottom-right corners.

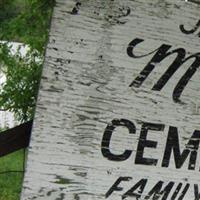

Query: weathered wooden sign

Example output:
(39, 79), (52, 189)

(21, 0), (200, 199)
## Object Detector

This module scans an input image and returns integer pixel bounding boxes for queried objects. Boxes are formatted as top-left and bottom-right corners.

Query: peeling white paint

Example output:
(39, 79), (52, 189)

(21, 0), (200, 199)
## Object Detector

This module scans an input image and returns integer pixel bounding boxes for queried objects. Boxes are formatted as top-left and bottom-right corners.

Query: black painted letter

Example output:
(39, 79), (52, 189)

(105, 177), (132, 198)
(101, 119), (136, 161)
(135, 122), (165, 166)
(162, 127), (200, 170)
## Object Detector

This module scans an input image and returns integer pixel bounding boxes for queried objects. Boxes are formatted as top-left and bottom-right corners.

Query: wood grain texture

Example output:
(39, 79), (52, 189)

(21, 0), (200, 199)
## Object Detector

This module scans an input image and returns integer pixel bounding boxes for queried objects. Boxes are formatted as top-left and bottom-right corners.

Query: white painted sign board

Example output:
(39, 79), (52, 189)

(21, 0), (200, 199)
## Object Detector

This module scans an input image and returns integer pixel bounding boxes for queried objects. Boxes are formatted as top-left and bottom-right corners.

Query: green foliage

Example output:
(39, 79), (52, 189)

(0, 0), (20, 22)
(0, 3), (54, 200)
(0, 0), (54, 122)
(0, 0), (55, 53)
(0, 43), (42, 121)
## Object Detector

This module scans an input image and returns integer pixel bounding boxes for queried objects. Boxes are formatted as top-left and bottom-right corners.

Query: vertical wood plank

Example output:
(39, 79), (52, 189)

(21, 0), (200, 199)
